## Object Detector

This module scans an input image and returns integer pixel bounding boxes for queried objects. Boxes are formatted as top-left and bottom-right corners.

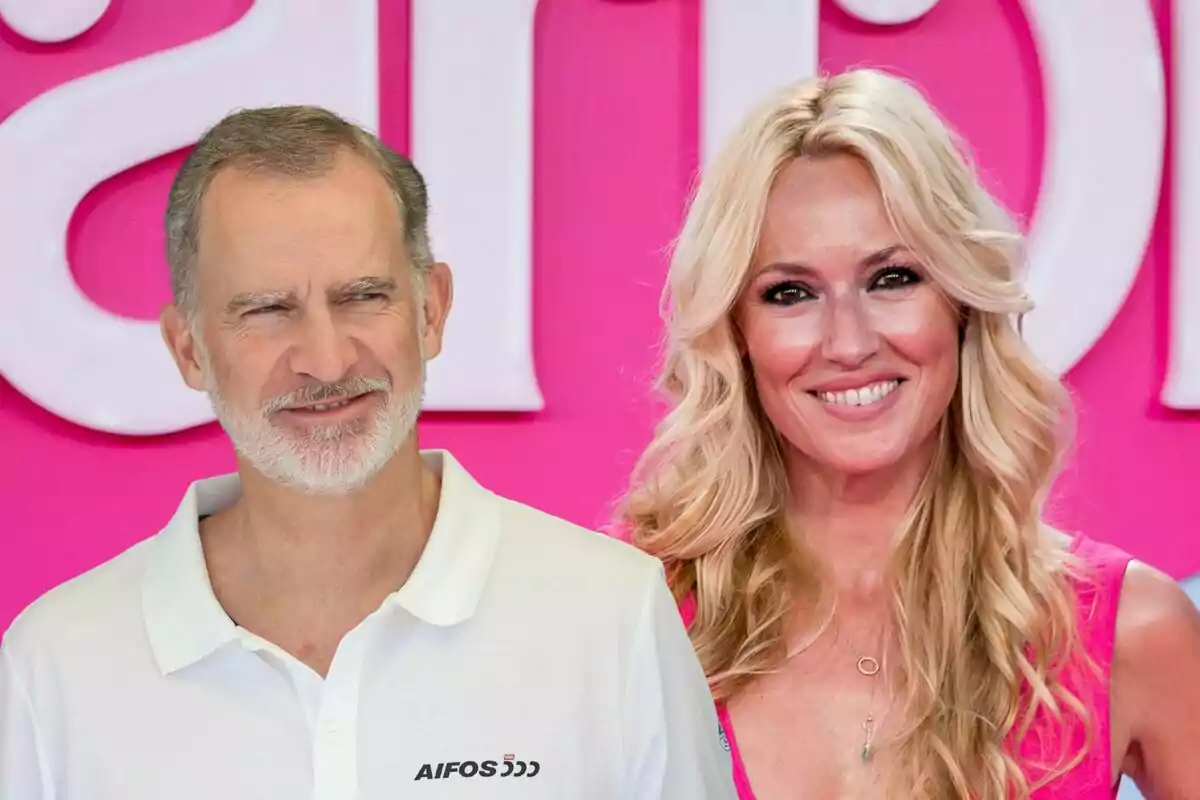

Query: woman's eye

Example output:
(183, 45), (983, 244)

(761, 281), (814, 305)
(870, 265), (922, 291)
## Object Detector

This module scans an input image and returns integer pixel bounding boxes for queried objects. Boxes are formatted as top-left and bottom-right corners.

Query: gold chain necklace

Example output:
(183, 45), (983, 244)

(841, 620), (887, 762)
(785, 595), (837, 659)
(786, 597), (890, 763)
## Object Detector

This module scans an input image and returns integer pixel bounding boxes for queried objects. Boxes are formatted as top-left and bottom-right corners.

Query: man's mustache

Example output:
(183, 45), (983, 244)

(263, 375), (392, 413)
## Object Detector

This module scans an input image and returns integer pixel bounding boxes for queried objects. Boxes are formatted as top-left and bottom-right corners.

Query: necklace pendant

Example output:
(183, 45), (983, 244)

(856, 656), (881, 676)
(861, 713), (875, 763)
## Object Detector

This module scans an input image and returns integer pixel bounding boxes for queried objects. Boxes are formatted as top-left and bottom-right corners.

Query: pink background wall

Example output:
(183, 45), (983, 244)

(0, 0), (1195, 631)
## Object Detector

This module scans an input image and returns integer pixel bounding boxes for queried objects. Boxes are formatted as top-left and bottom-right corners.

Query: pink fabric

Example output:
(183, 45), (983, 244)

(680, 535), (1132, 799)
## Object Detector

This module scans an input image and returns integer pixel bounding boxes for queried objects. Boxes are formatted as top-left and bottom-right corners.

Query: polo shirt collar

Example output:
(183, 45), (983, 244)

(142, 450), (502, 675)
(389, 451), (501, 626)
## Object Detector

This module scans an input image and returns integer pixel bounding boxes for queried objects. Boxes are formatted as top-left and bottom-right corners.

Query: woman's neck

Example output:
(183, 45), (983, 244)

(786, 442), (936, 595)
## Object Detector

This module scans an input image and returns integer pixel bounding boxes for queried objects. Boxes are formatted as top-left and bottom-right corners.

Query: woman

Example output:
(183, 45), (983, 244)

(619, 69), (1200, 799)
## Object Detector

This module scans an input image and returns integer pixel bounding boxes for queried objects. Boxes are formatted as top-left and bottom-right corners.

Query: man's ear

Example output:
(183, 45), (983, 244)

(418, 262), (453, 361)
(160, 304), (208, 391)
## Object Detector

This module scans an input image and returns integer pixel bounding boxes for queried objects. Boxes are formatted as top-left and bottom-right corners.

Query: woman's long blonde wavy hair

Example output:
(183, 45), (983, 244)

(620, 69), (1097, 799)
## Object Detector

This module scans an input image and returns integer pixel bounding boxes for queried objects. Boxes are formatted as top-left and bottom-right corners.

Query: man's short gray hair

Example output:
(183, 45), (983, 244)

(165, 105), (433, 315)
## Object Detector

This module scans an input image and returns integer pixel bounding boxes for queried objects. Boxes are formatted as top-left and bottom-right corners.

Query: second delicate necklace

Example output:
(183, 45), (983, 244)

(784, 596), (890, 763)
(842, 622), (887, 762)
(786, 595), (837, 659)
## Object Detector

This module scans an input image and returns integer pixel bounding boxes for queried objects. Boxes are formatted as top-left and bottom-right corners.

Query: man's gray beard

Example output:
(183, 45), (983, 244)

(203, 365), (425, 496)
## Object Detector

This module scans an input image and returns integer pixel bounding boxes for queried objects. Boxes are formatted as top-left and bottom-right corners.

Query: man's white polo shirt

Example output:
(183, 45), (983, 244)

(0, 450), (736, 799)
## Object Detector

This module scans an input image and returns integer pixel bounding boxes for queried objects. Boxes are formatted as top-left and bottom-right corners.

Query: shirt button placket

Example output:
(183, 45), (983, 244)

(311, 626), (371, 800)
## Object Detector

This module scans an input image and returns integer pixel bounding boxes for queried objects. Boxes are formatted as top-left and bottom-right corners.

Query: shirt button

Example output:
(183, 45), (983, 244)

(324, 725), (341, 739)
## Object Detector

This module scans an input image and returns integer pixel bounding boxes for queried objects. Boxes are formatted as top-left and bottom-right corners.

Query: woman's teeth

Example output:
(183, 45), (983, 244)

(816, 380), (900, 407)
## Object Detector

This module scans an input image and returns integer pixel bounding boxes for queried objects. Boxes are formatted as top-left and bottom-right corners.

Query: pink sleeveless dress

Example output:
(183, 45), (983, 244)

(682, 535), (1132, 799)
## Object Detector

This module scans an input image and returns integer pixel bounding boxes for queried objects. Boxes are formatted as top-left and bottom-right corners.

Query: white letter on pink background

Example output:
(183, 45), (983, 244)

(1164, 0), (1200, 409)
(701, 1), (1168, 391)
(0, 0), (543, 435)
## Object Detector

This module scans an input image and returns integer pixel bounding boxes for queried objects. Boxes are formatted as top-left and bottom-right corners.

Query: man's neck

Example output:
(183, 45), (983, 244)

(200, 444), (441, 674)
(234, 445), (437, 584)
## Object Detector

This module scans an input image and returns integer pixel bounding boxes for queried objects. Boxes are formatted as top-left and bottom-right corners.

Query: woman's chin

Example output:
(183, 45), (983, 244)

(799, 439), (922, 479)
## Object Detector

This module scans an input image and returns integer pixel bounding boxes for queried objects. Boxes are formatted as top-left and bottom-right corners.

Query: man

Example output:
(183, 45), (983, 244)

(0, 106), (736, 798)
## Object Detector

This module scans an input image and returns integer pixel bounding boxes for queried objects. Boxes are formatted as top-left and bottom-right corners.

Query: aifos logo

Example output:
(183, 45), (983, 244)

(413, 753), (541, 781)
(0, 0), (1196, 438)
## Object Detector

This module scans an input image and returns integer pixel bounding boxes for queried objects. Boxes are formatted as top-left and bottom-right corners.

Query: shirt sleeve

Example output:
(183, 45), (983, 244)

(1, 640), (52, 799)
(622, 563), (738, 799)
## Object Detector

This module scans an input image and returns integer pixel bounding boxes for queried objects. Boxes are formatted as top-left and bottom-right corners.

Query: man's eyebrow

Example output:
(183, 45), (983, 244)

(330, 277), (398, 298)
(224, 290), (294, 315)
